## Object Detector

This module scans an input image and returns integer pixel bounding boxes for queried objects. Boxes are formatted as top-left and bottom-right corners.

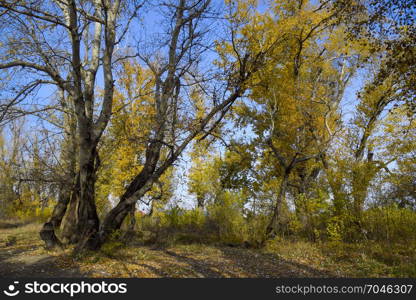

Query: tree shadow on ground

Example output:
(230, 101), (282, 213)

(219, 247), (336, 278)
(0, 256), (85, 278)
(0, 243), (41, 263)
(0, 221), (31, 230)
(0, 225), (86, 278)
(136, 244), (338, 278)
(163, 250), (229, 277)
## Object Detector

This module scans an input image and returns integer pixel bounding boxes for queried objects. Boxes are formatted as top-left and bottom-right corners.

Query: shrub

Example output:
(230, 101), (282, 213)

(326, 215), (344, 242)
(135, 206), (209, 246)
(362, 206), (416, 244)
(245, 214), (269, 246)
(181, 208), (205, 230)
(13, 197), (53, 223)
(207, 191), (248, 244)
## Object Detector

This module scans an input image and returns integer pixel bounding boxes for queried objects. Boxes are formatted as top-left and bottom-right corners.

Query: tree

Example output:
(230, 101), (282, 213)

(334, 0), (416, 114)
(96, 60), (173, 229)
(188, 140), (220, 209)
(229, 0), (355, 237)
(0, 0), (280, 249)
(98, 0), (280, 243)
(0, 0), (144, 249)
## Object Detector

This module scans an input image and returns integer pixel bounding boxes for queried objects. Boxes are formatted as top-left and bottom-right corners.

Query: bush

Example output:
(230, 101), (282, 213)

(13, 196), (53, 223)
(182, 208), (205, 229)
(134, 206), (209, 246)
(207, 191), (248, 244)
(135, 191), (254, 246)
(326, 215), (346, 242)
(245, 214), (269, 246)
(150, 206), (206, 231)
(362, 206), (416, 244)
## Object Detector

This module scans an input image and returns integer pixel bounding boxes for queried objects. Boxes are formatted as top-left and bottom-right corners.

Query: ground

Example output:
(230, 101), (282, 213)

(0, 221), (414, 278)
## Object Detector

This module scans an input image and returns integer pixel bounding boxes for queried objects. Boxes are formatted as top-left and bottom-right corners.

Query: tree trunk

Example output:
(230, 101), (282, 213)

(121, 204), (137, 242)
(40, 173), (81, 248)
(74, 141), (100, 250)
(99, 171), (155, 243)
(266, 173), (289, 238)
(39, 185), (71, 249)
(99, 139), (163, 243)
(197, 194), (204, 209)
(47, 132), (102, 251)
(40, 99), (77, 248)
(127, 205), (136, 231)
(100, 195), (142, 244)
(60, 173), (80, 244)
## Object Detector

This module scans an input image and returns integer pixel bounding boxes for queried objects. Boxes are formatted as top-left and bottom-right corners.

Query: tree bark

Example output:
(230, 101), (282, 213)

(39, 186), (70, 249)
(74, 138), (101, 250)
(60, 173), (80, 244)
(266, 172), (289, 238)
(99, 148), (160, 242)
(40, 92), (78, 248)
(196, 195), (204, 209)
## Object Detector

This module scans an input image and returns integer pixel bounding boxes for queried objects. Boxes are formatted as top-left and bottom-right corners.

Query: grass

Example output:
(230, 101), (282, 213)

(264, 238), (416, 277)
(0, 221), (415, 278)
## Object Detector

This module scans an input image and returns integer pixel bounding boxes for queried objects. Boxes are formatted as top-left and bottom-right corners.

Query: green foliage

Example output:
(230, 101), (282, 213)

(292, 191), (331, 241)
(154, 206), (206, 231)
(245, 214), (269, 246)
(136, 191), (268, 246)
(207, 191), (248, 244)
(326, 216), (345, 242)
(11, 196), (53, 223)
(182, 208), (206, 229)
(135, 207), (209, 246)
(362, 206), (416, 243)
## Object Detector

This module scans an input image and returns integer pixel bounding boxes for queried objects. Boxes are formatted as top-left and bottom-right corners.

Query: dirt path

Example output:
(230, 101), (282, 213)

(0, 222), (334, 278)
(0, 222), (84, 277)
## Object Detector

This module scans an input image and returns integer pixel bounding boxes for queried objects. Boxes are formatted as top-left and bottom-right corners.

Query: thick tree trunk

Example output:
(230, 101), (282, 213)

(39, 186), (71, 249)
(40, 104), (77, 248)
(127, 205), (136, 231)
(99, 139), (163, 243)
(46, 134), (102, 251)
(266, 173), (289, 238)
(40, 126), (102, 251)
(99, 170), (156, 243)
(74, 142), (100, 250)
(100, 197), (140, 243)
(40, 173), (80, 248)
(60, 174), (80, 244)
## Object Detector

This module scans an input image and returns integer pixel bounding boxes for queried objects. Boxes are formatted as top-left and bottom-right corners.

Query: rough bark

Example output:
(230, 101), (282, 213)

(74, 138), (101, 249)
(0, 0), (134, 250)
(40, 90), (78, 248)
(99, 159), (158, 242)
(265, 173), (289, 238)
(39, 189), (70, 249)
(60, 173), (80, 244)
(64, 0), (119, 250)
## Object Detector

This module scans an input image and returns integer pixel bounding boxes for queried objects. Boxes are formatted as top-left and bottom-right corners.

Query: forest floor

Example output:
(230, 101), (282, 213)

(0, 221), (415, 278)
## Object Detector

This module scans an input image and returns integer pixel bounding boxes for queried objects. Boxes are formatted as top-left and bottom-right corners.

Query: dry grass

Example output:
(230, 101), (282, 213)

(264, 238), (416, 277)
(0, 221), (414, 278)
